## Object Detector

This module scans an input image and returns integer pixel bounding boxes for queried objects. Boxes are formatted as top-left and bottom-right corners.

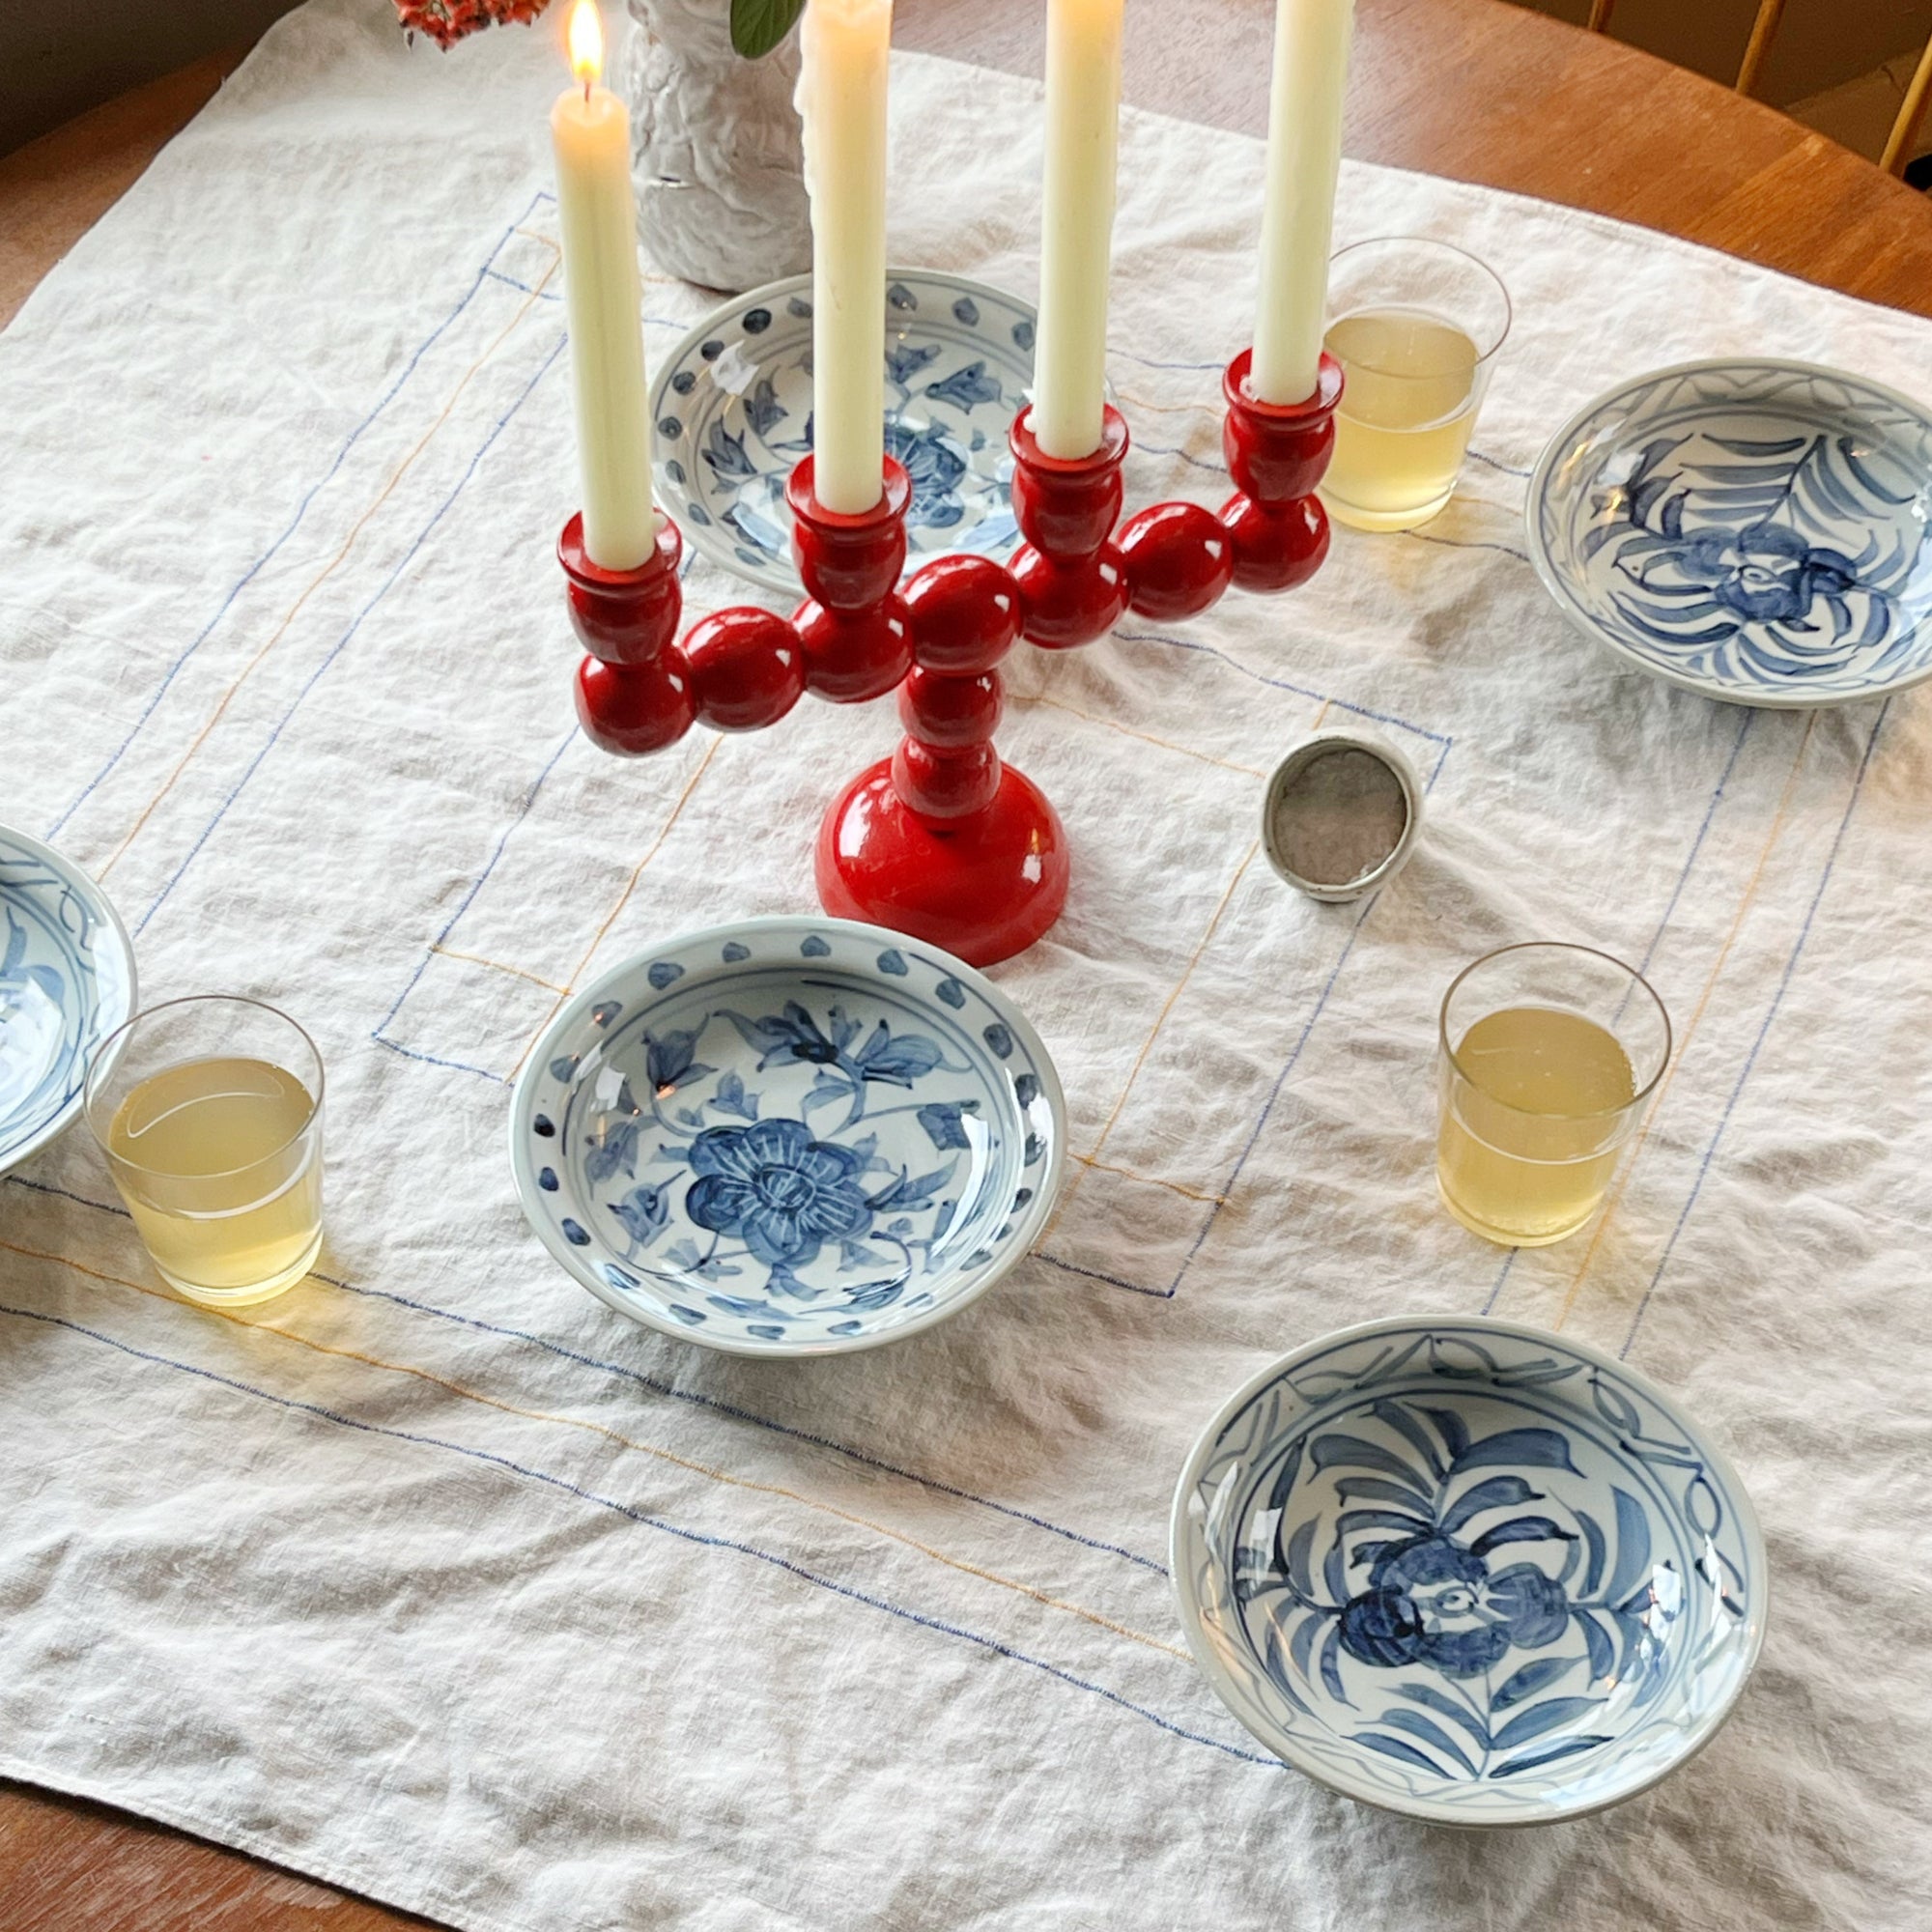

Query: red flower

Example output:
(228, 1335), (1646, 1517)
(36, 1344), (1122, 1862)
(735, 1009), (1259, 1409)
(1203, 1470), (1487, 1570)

(393, 0), (551, 52)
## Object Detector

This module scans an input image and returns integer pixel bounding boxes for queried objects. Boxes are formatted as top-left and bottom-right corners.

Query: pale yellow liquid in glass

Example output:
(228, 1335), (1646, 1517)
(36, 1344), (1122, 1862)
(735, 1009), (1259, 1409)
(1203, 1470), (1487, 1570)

(108, 1056), (322, 1304)
(1321, 307), (1480, 532)
(1437, 1007), (1635, 1247)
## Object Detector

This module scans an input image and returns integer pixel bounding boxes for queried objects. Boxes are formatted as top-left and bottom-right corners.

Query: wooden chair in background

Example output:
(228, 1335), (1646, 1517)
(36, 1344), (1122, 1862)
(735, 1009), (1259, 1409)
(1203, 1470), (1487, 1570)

(1585, 0), (1932, 174)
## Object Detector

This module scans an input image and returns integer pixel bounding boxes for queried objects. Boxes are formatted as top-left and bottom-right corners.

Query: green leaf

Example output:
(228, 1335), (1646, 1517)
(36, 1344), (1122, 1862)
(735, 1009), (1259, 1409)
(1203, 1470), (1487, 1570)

(730, 0), (806, 59)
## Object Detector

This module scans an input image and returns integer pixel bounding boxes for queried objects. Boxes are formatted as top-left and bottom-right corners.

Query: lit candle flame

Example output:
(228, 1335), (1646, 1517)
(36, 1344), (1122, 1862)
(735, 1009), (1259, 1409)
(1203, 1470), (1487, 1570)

(569, 0), (604, 89)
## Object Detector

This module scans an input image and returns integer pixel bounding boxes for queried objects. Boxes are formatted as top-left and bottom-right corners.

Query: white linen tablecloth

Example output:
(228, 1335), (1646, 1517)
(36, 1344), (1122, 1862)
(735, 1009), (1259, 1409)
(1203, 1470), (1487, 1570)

(2, 5), (1928, 1926)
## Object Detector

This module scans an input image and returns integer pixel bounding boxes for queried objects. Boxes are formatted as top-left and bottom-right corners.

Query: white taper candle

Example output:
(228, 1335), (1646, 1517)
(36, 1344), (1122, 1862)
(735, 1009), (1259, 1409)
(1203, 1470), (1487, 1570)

(1032, 0), (1123, 460)
(1251, 0), (1355, 405)
(552, 0), (656, 569)
(797, 0), (894, 515)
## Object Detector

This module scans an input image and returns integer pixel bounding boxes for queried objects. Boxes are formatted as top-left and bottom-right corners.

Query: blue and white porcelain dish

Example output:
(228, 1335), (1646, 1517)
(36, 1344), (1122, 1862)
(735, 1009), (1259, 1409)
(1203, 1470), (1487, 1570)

(1171, 1317), (1766, 1826)
(651, 270), (1052, 596)
(509, 917), (1065, 1356)
(0, 821), (136, 1175)
(1527, 358), (1932, 707)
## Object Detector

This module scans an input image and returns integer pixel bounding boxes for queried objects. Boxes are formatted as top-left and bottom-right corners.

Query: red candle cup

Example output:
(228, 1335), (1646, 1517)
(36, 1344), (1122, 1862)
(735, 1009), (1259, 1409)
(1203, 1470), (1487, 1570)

(558, 512), (696, 755)
(787, 457), (916, 702)
(1219, 348), (1344, 593)
(558, 513), (684, 667)
(1008, 406), (1131, 649)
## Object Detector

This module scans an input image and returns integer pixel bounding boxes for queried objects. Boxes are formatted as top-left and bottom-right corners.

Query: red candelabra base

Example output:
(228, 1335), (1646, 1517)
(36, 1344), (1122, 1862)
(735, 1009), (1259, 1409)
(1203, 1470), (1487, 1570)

(816, 761), (1068, 967)
(559, 350), (1342, 966)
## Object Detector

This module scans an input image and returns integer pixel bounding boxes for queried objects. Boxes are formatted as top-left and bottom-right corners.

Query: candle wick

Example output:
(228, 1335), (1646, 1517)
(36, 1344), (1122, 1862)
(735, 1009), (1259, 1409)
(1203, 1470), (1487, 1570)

(582, 76), (591, 102)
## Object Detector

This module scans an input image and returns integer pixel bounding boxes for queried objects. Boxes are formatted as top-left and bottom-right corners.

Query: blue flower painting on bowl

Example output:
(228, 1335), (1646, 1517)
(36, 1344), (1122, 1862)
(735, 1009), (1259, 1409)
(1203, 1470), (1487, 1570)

(1174, 1321), (1764, 1824)
(576, 998), (987, 1314)
(513, 921), (1065, 1355)
(650, 270), (1050, 596)
(1244, 1399), (1676, 1785)
(686, 1120), (873, 1276)
(0, 907), (69, 1122)
(885, 421), (970, 531)
(1587, 432), (1912, 680)
(0, 824), (136, 1173)
(1531, 361), (1932, 705)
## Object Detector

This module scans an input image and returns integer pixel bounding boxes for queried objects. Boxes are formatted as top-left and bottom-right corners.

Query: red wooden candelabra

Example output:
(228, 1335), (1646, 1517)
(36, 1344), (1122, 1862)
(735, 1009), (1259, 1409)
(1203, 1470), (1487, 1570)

(558, 348), (1343, 965)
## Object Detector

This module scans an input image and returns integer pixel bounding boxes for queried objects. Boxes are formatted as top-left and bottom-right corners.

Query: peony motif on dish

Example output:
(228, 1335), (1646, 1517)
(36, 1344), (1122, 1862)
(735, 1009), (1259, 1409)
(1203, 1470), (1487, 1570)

(1237, 1395), (1677, 1786)
(572, 1000), (979, 1311)
(1173, 1321), (1766, 1825)
(1587, 435), (1902, 674)
(1529, 360), (1932, 706)
(510, 919), (1065, 1356)
(649, 269), (1091, 595)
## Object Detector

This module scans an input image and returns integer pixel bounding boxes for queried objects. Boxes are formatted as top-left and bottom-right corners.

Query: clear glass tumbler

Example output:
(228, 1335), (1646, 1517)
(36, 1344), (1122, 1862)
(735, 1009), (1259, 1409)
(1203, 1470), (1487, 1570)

(1436, 944), (1670, 1248)
(1320, 237), (1512, 533)
(84, 995), (325, 1307)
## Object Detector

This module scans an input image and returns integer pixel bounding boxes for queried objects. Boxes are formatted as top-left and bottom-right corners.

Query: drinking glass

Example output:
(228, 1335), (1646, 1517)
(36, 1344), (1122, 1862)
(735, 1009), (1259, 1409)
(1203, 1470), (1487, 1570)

(84, 995), (325, 1307)
(1319, 237), (1512, 532)
(1436, 944), (1669, 1248)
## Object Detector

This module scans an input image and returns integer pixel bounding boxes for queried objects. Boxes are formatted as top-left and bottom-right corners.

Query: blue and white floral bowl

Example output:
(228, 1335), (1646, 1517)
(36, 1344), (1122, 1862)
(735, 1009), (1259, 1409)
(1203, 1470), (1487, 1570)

(1528, 358), (1932, 706)
(651, 270), (1049, 596)
(0, 822), (135, 1175)
(509, 918), (1065, 1355)
(1171, 1318), (1766, 1825)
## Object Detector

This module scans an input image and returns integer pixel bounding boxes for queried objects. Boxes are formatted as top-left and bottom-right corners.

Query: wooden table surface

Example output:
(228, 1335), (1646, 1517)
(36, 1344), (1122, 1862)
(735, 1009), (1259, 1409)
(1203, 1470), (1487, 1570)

(4, 0), (1929, 1925)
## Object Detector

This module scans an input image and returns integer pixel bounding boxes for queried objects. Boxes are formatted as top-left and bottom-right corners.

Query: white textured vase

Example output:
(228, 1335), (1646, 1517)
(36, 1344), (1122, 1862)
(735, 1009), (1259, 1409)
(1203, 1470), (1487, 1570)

(621, 0), (811, 294)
